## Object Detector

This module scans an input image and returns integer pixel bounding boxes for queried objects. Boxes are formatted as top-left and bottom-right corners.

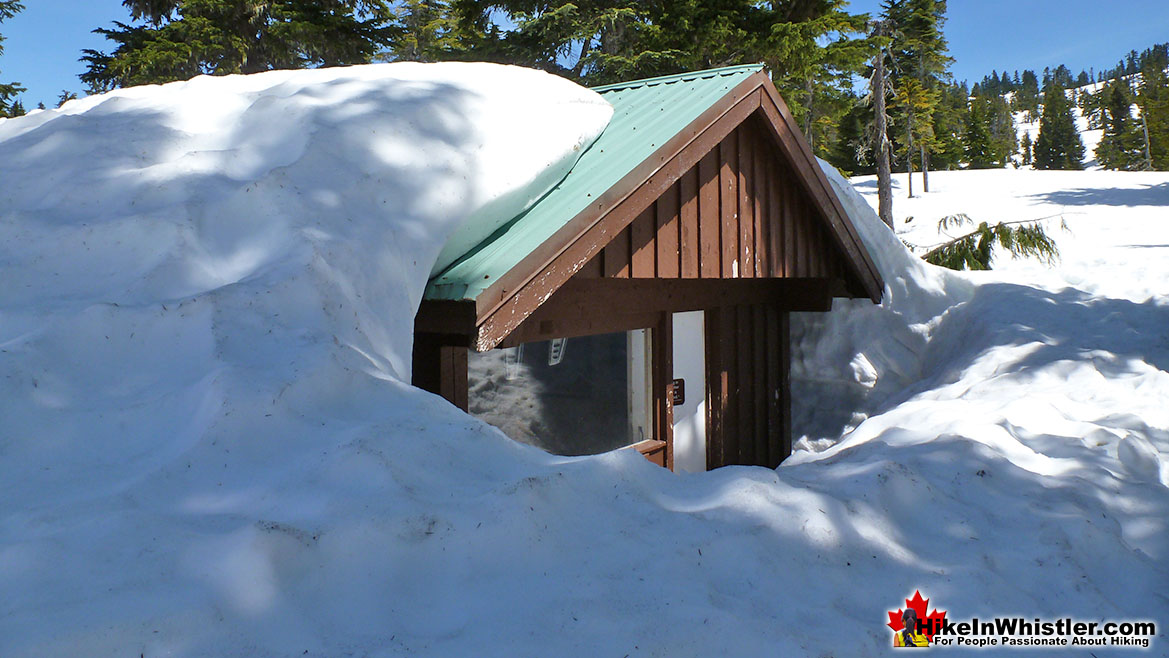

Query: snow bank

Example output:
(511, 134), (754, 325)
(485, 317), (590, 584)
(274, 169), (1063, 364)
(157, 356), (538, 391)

(0, 62), (610, 380)
(0, 62), (622, 656)
(788, 164), (1168, 649)
(789, 162), (974, 444)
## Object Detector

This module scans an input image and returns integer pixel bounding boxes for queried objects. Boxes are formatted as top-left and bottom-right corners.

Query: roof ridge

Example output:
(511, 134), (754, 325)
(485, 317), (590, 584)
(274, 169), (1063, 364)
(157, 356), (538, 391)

(589, 64), (765, 94)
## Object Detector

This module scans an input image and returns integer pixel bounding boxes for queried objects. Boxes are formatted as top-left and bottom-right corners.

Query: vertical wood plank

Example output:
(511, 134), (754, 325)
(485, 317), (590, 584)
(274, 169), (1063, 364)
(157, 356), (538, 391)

(784, 175), (797, 278)
(779, 311), (792, 464)
(754, 126), (768, 278)
(753, 303), (767, 466)
(653, 313), (674, 471)
(604, 225), (631, 278)
(719, 139), (739, 278)
(449, 346), (469, 411)
(765, 305), (780, 467)
(680, 168), (700, 278)
(796, 195), (810, 278)
(718, 305), (737, 467)
(822, 223), (835, 278)
(769, 155), (784, 277)
(738, 127), (754, 279)
(703, 308), (721, 469)
(735, 304), (754, 466)
(807, 204), (818, 278)
(656, 181), (681, 279)
(698, 152), (720, 278)
(630, 205), (656, 278)
(576, 254), (602, 278)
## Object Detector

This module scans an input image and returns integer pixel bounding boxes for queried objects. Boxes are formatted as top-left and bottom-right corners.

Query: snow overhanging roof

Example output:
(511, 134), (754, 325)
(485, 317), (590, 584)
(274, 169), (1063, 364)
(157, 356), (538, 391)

(426, 65), (766, 301)
(424, 64), (884, 323)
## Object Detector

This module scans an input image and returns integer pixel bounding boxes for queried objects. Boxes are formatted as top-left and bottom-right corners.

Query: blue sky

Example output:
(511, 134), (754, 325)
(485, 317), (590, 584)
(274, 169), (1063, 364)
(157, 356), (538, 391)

(2, 0), (1168, 108)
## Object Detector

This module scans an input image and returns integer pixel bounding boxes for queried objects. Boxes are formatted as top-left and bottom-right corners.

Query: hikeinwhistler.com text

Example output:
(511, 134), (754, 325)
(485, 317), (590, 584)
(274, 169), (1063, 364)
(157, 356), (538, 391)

(920, 617), (1156, 649)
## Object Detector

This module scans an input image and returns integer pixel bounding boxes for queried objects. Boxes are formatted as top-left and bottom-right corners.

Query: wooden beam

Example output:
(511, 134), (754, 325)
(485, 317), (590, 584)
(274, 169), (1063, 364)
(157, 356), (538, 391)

(414, 299), (476, 339)
(510, 277), (833, 323)
(496, 310), (662, 348)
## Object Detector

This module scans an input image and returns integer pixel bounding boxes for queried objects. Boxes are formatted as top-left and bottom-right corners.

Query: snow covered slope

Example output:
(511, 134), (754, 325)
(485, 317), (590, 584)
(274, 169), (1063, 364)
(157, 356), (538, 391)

(1, 65), (1167, 657)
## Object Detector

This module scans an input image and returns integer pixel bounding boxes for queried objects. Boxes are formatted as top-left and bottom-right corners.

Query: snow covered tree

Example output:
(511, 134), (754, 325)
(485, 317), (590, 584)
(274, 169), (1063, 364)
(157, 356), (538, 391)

(0, 0), (24, 117)
(1033, 80), (1084, 170)
(81, 0), (396, 90)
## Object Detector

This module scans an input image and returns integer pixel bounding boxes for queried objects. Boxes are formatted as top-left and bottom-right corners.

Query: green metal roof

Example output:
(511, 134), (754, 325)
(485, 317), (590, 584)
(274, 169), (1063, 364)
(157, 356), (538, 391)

(425, 64), (765, 302)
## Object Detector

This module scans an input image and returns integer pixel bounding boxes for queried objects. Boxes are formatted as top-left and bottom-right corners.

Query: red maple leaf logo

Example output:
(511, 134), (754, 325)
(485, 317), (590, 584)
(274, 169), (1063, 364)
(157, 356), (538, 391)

(887, 590), (947, 641)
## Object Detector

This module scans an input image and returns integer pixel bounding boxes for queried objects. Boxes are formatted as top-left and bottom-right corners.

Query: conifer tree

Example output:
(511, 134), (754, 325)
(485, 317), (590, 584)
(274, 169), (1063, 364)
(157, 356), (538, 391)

(1033, 80), (1084, 169)
(762, 0), (872, 156)
(828, 101), (874, 176)
(883, 0), (950, 194)
(456, 1), (872, 159)
(963, 96), (993, 168)
(1051, 64), (1073, 88)
(1012, 69), (1040, 120)
(392, 1), (476, 62)
(1138, 50), (1169, 170)
(989, 94), (1017, 162)
(1020, 131), (1032, 166)
(927, 81), (966, 169)
(82, 0), (396, 90)
(1095, 79), (1144, 170)
(920, 213), (1062, 271)
(0, 0), (24, 117)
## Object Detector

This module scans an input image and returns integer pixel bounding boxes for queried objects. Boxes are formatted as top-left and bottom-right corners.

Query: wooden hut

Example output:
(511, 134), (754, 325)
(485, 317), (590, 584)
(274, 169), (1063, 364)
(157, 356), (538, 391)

(413, 65), (883, 471)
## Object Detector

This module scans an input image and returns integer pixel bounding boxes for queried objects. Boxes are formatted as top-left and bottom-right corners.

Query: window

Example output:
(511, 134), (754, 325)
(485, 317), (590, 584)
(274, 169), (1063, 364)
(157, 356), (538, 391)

(468, 329), (652, 456)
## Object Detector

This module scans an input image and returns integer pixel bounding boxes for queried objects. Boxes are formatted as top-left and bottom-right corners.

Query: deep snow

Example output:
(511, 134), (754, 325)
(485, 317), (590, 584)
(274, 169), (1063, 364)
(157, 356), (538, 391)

(2, 64), (1167, 657)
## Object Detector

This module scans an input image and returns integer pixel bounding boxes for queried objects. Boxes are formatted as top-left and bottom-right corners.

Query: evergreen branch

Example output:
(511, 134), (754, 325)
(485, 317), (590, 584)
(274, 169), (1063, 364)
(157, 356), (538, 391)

(914, 213), (1069, 271)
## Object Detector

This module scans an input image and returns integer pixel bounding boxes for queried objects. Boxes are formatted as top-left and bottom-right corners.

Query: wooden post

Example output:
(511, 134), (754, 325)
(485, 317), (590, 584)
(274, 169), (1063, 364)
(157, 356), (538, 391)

(653, 312), (675, 470)
(411, 332), (469, 411)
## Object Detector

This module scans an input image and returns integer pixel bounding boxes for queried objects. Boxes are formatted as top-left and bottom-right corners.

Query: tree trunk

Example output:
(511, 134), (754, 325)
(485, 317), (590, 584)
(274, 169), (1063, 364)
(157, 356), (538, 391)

(905, 116), (914, 198)
(921, 145), (930, 192)
(873, 33), (894, 229)
(804, 77), (815, 149)
(1140, 110), (1153, 170)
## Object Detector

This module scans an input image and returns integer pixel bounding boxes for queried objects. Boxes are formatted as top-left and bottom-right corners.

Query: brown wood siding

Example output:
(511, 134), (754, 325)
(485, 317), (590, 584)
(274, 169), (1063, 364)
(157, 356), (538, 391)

(579, 119), (842, 290)
(412, 333), (469, 412)
(704, 303), (790, 469)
